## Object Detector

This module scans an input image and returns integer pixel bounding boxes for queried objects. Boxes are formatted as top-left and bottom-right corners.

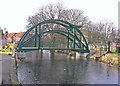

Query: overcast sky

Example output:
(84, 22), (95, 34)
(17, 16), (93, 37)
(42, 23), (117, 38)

(0, 0), (119, 33)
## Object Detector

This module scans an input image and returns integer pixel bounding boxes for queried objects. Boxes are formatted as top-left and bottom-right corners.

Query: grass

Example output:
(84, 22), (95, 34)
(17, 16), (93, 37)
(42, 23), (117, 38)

(110, 52), (120, 55)
(89, 45), (117, 52)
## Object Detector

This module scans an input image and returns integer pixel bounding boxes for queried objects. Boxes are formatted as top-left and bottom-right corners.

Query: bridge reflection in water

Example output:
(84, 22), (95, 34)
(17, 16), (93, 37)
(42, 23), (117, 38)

(18, 50), (118, 84)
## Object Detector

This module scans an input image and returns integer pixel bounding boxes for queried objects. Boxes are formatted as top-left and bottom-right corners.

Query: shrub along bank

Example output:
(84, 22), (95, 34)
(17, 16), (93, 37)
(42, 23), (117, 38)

(99, 53), (120, 66)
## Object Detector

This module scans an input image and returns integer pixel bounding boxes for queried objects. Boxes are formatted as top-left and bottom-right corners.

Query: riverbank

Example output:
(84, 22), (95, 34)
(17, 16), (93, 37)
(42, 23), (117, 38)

(1, 54), (19, 85)
(99, 53), (120, 66)
(55, 50), (120, 67)
(89, 51), (120, 67)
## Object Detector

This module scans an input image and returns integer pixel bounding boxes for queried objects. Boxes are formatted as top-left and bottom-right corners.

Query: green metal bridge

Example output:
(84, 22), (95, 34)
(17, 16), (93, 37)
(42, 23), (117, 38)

(16, 19), (90, 53)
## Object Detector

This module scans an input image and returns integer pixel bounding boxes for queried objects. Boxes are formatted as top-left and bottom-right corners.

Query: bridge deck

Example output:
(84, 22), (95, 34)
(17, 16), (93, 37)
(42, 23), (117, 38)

(18, 47), (89, 53)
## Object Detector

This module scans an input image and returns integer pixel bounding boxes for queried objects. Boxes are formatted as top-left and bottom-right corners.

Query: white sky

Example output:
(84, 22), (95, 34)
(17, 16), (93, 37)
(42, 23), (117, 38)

(0, 0), (119, 33)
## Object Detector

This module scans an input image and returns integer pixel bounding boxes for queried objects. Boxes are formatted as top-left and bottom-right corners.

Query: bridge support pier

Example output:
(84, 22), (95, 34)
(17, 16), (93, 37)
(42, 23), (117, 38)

(40, 50), (43, 54)
(76, 52), (81, 58)
(76, 52), (89, 60)
(68, 52), (81, 59)
(68, 52), (75, 57)
(50, 51), (55, 58)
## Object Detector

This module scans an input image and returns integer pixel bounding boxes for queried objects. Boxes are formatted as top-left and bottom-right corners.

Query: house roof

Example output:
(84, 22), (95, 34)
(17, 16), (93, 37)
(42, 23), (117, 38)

(7, 32), (24, 38)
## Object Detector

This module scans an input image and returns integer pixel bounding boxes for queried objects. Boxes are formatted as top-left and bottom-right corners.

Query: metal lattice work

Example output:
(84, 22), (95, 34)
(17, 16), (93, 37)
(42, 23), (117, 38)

(17, 19), (90, 53)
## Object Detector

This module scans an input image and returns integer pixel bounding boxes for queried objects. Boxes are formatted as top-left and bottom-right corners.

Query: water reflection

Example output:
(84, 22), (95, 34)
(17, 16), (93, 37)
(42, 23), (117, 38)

(18, 51), (118, 84)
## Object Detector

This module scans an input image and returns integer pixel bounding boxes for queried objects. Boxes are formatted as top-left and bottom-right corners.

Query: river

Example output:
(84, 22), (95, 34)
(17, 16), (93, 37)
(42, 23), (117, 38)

(17, 50), (119, 84)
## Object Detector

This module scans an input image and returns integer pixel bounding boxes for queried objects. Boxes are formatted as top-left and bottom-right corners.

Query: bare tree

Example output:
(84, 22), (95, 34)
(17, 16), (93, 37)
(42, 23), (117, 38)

(94, 21), (117, 52)
(24, 2), (118, 50)
(26, 2), (90, 29)
(59, 9), (90, 30)
(96, 21), (115, 42)
(25, 2), (91, 47)
(85, 22), (100, 43)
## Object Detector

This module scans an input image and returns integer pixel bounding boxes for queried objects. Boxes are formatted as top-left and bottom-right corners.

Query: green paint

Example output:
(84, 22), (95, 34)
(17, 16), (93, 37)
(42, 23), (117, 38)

(17, 19), (89, 53)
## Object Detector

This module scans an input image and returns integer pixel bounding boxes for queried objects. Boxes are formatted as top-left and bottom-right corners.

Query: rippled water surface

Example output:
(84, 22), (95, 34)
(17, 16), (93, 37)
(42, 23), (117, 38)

(18, 51), (119, 84)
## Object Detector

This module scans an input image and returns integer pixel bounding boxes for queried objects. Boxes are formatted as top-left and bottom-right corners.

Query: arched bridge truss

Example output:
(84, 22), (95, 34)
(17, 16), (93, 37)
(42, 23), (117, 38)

(17, 19), (90, 53)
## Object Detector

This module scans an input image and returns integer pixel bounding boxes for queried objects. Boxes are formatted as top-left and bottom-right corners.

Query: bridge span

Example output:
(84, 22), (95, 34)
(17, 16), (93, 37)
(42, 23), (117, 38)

(17, 19), (89, 53)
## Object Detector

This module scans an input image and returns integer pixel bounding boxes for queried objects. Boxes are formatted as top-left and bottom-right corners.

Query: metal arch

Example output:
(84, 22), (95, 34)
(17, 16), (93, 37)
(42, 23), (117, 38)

(19, 30), (85, 49)
(44, 31), (81, 47)
(17, 19), (89, 53)
(17, 20), (73, 47)
(18, 19), (85, 46)
(41, 30), (87, 48)
(18, 32), (85, 52)
(21, 30), (87, 48)
(39, 19), (89, 49)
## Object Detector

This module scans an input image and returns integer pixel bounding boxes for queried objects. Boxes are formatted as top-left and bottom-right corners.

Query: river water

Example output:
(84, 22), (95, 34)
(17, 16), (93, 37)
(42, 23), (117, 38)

(18, 50), (119, 84)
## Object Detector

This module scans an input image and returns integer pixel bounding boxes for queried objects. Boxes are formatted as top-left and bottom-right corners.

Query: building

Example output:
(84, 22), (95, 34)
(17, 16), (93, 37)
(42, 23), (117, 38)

(7, 32), (24, 43)
(0, 28), (8, 45)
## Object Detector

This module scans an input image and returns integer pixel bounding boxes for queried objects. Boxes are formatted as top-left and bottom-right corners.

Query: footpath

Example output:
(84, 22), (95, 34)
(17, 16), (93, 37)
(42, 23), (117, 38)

(1, 54), (19, 85)
(0, 54), (2, 84)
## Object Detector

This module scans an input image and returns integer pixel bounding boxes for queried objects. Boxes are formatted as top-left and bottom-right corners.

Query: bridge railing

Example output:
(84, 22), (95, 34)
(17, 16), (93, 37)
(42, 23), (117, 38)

(17, 19), (90, 53)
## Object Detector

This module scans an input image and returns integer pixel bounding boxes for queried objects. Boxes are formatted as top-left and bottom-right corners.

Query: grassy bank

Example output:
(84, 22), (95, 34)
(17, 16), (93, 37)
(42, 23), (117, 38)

(52, 50), (120, 67)
(99, 53), (120, 66)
